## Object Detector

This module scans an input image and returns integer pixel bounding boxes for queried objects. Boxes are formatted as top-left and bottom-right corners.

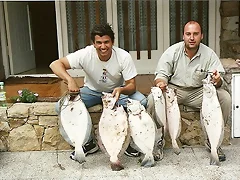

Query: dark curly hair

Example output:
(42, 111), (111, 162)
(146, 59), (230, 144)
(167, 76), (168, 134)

(90, 23), (115, 43)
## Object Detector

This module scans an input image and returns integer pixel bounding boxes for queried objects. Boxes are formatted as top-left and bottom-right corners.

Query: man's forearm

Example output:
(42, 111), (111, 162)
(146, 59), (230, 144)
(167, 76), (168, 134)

(121, 83), (136, 95)
(49, 60), (73, 83)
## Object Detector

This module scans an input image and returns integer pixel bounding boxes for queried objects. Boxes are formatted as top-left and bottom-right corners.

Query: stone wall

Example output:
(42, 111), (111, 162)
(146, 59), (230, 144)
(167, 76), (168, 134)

(221, 58), (240, 94)
(0, 102), (104, 152)
(0, 103), (71, 152)
(0, 101), (231, 152)
(220, 1), (240, 59)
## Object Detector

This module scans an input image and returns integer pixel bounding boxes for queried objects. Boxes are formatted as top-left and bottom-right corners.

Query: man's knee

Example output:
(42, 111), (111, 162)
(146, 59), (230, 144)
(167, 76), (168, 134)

(141, 97), (147, 108)
(217, 88), (231, 107)
(129, 91), (147, 108)
(217, 88), (231, 123)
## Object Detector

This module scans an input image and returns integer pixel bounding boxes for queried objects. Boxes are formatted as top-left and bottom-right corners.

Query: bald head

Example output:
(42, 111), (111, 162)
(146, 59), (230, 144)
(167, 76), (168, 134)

(183, 21), (202, 34)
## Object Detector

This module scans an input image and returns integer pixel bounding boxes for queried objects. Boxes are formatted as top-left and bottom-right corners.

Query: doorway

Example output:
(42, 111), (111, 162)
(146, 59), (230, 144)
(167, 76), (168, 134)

(23, 1), (58, 75)
(3, 1), (58, 76)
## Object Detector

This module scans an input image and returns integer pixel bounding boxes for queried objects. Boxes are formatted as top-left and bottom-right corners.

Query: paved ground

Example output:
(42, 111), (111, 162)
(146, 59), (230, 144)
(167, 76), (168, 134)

(1, 141), (240, 180)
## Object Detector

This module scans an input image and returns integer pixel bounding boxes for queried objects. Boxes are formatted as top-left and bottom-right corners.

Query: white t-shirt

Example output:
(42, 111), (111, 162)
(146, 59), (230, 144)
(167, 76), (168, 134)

(66, 45), (137, 92)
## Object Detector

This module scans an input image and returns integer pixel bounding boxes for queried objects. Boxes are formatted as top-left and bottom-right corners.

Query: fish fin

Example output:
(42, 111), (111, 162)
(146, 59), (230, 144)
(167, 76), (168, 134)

(96, 132), (107, 154)
(119, 126), (131, 156)
(141, 153), (155, 167)
(95, 124), (108, 154)
(74, 144), (86, 164)
(172, 139), (180, 155)
(110, 160), (124, 171)
(210, 149), (220, 166)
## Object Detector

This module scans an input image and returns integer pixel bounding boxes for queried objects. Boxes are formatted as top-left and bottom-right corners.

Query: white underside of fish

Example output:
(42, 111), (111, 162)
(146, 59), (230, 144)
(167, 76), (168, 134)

(201, 85), (224, 166)
(128, 111), (155, 167)
(146, 88), (166, 161)
(59, 94), (92, 164)
(99, 106), (128, 166)
(166, 89), (181, 155)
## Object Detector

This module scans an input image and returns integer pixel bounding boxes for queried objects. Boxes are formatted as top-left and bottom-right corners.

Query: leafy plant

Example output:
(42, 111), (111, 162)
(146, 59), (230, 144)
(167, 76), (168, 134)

(11, 89), (38, 103)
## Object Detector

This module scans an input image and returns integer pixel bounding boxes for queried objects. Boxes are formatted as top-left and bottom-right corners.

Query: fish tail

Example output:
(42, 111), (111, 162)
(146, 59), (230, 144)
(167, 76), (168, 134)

(141, 153), (155, 167)
(172, 139), (180, 155)
(74, 145), (86, 164)
(210, 148), (220, 166)
(110, 159), (124, 171)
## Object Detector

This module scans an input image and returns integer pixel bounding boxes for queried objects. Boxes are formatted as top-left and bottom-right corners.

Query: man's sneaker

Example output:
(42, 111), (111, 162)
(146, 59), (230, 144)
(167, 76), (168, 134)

(153, 139), (165, 161)
(205, 141), (226, 162)
(124, 145), (141, 157)
(70, 139), (99, 160)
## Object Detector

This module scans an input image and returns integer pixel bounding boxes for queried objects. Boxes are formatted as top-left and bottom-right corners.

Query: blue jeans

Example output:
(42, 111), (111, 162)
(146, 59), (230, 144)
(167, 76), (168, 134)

(56, 86), (147, 113)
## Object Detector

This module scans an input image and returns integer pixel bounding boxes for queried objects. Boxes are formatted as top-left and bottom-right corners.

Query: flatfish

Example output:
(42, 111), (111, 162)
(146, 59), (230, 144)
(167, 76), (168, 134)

(98, 92), (129, 171)
(201, 74), (224, 166)
(127, 98), (155, 167)
(59, 94), (92, 164)
(165, 87), (181, 155)
(149, 87), (167, 130)
(147, 87), (166, 161)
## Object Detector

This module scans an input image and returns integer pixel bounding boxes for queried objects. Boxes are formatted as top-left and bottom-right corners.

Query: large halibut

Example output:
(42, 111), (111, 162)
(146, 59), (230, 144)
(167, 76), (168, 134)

(59, 94), (92, 164)
(201, 74), (224, 166)
(127, 98), (155, 167)
(147, 87), (166, 161)
(149, 87), (167, 131)
(98, 92), (129, 171)
(165, 87), (181, 155)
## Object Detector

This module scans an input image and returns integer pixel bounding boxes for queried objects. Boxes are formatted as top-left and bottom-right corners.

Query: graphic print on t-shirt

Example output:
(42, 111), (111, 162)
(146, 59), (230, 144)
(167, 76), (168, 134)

(99, 68), (107, 83)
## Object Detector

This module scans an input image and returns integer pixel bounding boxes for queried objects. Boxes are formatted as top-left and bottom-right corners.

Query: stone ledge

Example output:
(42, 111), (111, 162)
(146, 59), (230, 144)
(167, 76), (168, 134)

(0, 100), (231, 152)
(221, 58), (240, 94)
(221, 41), (240, 59)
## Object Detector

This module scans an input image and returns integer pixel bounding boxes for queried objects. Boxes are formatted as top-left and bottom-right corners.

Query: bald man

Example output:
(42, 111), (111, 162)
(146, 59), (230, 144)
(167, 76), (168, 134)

(152, 20), (231, 162)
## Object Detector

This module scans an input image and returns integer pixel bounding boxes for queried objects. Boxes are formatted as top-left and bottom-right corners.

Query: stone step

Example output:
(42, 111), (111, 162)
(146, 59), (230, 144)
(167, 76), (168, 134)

(0, 100), (231, 152)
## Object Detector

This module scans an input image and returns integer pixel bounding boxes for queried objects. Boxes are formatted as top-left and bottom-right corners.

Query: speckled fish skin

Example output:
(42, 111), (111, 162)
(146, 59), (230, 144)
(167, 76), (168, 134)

(59, 94), (92, 164)
(98, 92), (129, 171)
(127, 99), (155, 167)
(165, 87), (181, 155)
(201, 75), (224, 166)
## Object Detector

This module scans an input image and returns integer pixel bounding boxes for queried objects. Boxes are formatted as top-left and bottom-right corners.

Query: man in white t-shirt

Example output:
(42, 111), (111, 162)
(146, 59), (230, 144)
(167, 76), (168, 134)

(50, 23), (146, 160)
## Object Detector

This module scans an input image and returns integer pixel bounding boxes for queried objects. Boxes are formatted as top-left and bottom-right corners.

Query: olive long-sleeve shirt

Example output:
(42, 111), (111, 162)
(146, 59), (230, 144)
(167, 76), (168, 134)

(155, 41), (225, 88)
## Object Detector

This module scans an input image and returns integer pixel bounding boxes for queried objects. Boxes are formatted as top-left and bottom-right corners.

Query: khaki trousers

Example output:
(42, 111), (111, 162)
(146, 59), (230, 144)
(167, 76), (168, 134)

(168, 83), (231, 124)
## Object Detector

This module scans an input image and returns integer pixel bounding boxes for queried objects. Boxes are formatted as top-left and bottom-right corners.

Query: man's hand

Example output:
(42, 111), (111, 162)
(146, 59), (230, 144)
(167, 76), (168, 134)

(155, 80), (168, 92)
(112, 87), (122, 101)
(67, 79), (80, 93)
(236, 59), (240, 67)
(211, 70), (222, 87)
